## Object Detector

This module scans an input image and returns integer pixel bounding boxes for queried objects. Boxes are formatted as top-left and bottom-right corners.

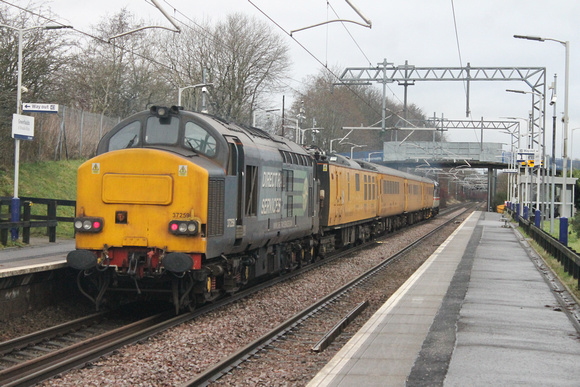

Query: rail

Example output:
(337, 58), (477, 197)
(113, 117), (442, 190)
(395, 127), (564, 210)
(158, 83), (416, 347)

(507, 208), (580, 289)
(0, 197), (76, 246)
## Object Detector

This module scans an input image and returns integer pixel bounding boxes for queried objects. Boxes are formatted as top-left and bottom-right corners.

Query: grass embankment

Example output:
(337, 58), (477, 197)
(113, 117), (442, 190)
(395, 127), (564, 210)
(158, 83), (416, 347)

(0, 159), (85, 244)
(518, 219), (580, 301)
(541, 220), (580, 252)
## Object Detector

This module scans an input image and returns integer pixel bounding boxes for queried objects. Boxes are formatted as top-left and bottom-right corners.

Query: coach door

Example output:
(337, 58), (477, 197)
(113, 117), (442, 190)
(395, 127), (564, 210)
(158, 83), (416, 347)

(226, 136), (245, 245)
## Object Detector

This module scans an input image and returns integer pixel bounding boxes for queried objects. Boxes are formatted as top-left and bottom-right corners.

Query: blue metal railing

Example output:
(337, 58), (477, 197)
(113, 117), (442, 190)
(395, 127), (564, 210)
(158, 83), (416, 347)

(0, 197), (76, 245)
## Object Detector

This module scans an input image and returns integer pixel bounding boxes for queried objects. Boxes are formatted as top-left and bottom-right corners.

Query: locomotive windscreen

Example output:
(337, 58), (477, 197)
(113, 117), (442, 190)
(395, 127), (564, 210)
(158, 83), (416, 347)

(145, 116), (179, 145)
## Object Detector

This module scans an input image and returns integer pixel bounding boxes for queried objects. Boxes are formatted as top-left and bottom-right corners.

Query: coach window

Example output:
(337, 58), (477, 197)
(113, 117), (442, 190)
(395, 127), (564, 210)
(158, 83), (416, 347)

(348, 173), (350, 201)
(184, 121), (217, 157)
(108, 121), (141, 151)
(145, 116), (179, 145)
(364, 175), (368, 200)
(355, 174), (360, 192)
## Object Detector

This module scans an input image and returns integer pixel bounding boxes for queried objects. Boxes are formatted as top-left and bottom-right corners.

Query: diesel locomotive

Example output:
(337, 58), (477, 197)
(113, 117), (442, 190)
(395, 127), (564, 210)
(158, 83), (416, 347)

(67, 106), (439, 312)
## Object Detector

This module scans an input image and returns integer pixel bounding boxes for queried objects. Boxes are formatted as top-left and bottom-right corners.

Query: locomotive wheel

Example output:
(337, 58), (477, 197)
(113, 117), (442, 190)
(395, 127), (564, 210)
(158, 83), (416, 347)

(186, 290), (196, 312)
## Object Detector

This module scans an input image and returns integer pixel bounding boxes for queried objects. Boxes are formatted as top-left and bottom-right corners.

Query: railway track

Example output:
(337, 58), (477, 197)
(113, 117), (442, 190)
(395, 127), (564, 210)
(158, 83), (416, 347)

(0, 306), (177, 387)
(0, 203), (476, 386)
(184, 203), (477, 386)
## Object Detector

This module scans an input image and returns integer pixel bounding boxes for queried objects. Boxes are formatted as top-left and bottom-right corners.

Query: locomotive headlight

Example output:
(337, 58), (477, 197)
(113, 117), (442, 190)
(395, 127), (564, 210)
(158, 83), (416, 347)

(74, 217), (104, 233)
(168, 220), (199, 236)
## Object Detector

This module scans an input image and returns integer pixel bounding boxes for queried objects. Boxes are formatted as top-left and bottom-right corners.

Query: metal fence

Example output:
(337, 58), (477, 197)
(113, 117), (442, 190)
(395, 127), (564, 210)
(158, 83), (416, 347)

(19, 106), (120, 163)
(0, 197), (76, 245)
(508, 208), (580, 289)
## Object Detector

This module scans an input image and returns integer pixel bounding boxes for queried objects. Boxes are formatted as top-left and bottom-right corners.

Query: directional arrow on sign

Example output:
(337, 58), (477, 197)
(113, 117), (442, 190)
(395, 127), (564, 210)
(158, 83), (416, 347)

(22, 103), (59, 113)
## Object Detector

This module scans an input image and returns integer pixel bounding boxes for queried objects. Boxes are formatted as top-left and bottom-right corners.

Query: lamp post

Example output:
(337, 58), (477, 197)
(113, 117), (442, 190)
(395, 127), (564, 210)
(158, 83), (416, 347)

(178, 83), (213, 111)
(514, 34), (570, 218)
(329, 138), (342, 153)
(547, 74), (558, 233)
(0, 23), (72, 240)
(504, 116), (531, 215)
(346, 143), (366, 159)
(506, 88), (547, 226)
(298, 127), (323, 145)
(500, 128), (519, 204)
(260, 108), (281, 133)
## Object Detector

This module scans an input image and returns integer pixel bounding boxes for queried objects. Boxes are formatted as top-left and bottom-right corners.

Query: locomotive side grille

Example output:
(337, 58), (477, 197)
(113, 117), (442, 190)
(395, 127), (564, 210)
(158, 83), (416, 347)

(208, 178), (225, 236)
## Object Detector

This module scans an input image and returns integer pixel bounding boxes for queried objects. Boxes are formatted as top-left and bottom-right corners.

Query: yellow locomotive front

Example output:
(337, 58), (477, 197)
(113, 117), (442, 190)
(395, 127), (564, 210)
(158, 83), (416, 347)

(67, 106), (229, 312)
(73, 148), (208, 275)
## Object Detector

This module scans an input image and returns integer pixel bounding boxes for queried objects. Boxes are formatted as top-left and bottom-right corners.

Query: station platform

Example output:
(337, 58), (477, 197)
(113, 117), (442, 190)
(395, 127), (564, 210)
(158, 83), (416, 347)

(309, 211), (580, 386)
(0, 238), (74, 278)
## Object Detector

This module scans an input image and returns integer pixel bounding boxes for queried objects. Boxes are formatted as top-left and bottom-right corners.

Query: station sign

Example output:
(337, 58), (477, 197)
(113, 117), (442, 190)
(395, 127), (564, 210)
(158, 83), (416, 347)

(22, 103), (58, 113)
(12, 114), (34, 141)
(517, 148), (536, 156)
(504, 169), (519, 173)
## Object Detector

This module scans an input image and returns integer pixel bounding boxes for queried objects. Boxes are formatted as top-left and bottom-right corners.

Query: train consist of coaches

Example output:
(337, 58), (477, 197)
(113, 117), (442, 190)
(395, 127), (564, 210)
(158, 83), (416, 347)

(67, 106), (439, 312)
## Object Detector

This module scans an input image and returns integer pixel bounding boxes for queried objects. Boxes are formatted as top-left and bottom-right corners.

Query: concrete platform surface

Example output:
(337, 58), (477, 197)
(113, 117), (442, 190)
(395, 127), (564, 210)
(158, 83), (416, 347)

(309, 211), (580, 387)
(0, 238), (73, 277)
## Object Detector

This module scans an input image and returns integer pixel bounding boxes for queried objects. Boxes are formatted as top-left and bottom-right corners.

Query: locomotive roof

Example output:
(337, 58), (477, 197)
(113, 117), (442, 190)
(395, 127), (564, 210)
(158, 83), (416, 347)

(189, 111), (309, 156)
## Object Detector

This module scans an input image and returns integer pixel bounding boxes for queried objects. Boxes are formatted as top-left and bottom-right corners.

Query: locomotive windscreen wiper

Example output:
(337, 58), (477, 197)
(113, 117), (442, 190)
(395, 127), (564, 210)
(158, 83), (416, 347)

(185, 139), (198, 154)
(125, 135), (137, 148)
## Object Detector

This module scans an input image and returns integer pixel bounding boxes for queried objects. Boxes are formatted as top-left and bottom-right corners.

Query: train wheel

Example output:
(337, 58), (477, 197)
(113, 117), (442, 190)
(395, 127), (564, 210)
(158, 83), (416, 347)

(171, 279), (180, 314)
(186, 290), (196, 312)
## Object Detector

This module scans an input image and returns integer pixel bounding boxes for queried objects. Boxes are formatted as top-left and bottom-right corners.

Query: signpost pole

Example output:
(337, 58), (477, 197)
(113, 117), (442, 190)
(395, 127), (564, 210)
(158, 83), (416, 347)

(11, 28), (24, 241)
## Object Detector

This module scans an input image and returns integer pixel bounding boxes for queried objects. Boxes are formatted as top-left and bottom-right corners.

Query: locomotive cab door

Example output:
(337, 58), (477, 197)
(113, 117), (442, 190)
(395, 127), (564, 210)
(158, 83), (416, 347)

(225, 136), (245, 246)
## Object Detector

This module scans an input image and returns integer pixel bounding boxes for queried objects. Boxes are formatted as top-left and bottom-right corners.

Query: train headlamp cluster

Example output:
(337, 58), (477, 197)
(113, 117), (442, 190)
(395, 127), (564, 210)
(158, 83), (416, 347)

(169, 220), (199, 236)
(74, 217), (104, 233)
(149, 105), (180, 118)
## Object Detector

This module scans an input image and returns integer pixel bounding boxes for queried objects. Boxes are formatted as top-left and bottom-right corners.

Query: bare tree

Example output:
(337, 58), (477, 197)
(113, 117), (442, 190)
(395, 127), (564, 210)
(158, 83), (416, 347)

(291, 68), (440, 153)
(0, 4), (71, 166)
(159, 13), (291, 125)
(61, 9), (173, 119)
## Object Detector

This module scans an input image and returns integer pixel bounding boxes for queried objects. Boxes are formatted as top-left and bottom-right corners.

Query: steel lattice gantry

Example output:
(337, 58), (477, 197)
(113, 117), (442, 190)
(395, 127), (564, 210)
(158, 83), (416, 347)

(339, 60), (549, 215)
(339, 59), (546, 157)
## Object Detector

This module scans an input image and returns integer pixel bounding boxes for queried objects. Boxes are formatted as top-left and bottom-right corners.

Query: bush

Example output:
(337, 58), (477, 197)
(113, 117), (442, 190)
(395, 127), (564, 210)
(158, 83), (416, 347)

(571, 211), (580, 236)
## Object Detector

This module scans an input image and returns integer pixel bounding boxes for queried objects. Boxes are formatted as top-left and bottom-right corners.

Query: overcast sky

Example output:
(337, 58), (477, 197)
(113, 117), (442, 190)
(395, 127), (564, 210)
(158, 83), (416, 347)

(8, 0), (580, 159)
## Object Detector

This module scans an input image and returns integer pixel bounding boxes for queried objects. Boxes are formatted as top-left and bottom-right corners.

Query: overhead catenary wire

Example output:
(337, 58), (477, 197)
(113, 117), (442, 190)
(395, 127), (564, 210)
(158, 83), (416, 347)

(1, 0), (414, 129)
(247, 0), (419, 128)
(0, 0), (183, 76)
(154, 0), (311, 97)
(450, 0), (478, 142)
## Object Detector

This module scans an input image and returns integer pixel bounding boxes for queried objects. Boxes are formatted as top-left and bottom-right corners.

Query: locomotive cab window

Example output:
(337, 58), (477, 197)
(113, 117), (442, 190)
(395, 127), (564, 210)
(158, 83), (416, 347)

(145, 116), (179, 145)
(108, 121), (141, 151)
(184, 121), (217, 157)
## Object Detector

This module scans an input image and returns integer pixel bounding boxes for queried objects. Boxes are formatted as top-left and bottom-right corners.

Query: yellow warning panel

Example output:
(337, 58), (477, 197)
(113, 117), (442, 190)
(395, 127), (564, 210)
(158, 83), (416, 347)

(102, 174), (173, 205)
